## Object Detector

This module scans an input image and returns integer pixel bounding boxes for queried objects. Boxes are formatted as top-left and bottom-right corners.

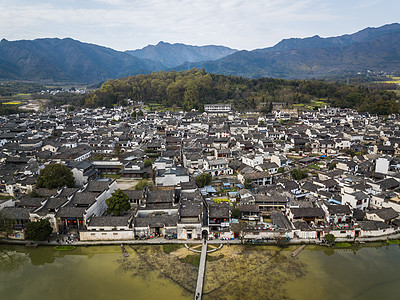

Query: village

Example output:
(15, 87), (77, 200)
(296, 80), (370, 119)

(1, 102), (400, 245)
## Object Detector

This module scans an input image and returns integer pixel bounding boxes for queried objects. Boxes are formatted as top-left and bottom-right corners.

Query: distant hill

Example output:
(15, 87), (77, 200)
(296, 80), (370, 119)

(126, 41), (237, 68)
(0, 38), (164, 83)
(175, 23), (400, 79)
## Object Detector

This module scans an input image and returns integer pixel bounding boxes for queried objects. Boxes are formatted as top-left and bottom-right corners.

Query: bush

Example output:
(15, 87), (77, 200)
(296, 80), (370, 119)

(324, 233), (335, 245)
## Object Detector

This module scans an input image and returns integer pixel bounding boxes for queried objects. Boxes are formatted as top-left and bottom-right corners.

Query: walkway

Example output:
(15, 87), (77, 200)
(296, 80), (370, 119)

(290, 245), (306, 257)
(194, 240), (207, 300)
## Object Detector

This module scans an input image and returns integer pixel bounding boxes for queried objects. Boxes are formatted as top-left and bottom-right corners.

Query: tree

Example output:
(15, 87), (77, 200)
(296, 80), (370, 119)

(36, 164), (75, 189)
(277, 167), (285, 173)
(268, 101), (273, 113)
(105, 189), (130, 216)
(244, 178), (253, 189)
(25, 219), (53, 241)
(0, 215), (15, 238)
(144, 159), (153, 168)
(137, 110), (144, 117)
(328, 162), (337, 170)
(195, 172), (212, 188)
(290, 168), (308, 180)
(231, 208), (241, 219)
(231, 221), (248, 244)
(325, 233), (336, 245)
(113, 142), (122, 159)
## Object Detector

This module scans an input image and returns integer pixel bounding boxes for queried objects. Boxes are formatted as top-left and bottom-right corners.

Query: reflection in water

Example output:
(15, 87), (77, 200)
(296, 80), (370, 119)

(287, 243), (400, 300)
(203, 245), (305, 300)
(0, 248), (29, 273)
(117, 245), (196, 295)
(0, 243), (399, 300)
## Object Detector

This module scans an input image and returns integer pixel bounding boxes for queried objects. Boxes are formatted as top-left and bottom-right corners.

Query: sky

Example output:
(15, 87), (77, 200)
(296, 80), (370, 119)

(1, 0), (399, 51)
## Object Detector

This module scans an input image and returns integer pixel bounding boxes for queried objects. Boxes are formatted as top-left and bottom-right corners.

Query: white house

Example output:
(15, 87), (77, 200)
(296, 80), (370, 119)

(155, 167), (190, 186)
(203, 158), (233, 177)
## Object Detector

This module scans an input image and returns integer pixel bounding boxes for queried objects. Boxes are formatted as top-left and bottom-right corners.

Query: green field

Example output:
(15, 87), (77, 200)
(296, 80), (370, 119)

(2, 101), (22, 105)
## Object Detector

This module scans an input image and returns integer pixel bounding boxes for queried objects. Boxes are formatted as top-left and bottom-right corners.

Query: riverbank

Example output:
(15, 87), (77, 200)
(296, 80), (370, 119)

(2, 232), (400, 247)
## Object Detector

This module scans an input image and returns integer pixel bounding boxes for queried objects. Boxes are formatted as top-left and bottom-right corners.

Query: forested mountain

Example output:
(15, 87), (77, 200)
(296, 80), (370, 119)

(0, 23), (399, 83)
(0, 38), (164, 83)
(126, 41), (237, 68)
(76, 69), (399, 115)
(175, 23), (400, 79)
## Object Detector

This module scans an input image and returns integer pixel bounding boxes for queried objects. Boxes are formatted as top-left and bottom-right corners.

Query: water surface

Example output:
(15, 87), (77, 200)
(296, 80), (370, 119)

(0, 243), (399, 300)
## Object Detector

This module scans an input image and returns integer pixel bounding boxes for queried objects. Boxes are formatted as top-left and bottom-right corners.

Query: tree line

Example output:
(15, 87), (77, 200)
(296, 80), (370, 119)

(45, 69), (400, 115)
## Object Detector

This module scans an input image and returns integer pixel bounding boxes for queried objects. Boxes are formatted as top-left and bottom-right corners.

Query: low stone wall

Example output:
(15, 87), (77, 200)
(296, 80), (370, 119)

(80, 230), (134, 241)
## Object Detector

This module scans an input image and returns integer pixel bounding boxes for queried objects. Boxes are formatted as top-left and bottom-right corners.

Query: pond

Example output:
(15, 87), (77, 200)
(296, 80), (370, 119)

(0, 243), (399, 300)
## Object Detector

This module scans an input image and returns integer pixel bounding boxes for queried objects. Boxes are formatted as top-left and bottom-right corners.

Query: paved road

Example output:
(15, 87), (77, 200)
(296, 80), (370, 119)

(194, 240), (208, 300)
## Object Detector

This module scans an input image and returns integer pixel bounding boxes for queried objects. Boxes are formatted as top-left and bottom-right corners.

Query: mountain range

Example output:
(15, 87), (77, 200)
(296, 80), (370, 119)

(176, 23), (400, 79)
(126, 41), (237, 68)
(0, 23), (399, 83)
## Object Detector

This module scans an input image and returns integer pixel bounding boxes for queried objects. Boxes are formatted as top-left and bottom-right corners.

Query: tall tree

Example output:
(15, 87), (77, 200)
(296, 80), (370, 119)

(36, 164), (75, 189)
(105, 189), (130, 216)
(195, 172), (212, 188)
(25, 219), (53, 241)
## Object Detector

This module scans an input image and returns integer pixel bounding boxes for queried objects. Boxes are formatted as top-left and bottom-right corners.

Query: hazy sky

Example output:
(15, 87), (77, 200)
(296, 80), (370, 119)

(1, 0), (399, 51)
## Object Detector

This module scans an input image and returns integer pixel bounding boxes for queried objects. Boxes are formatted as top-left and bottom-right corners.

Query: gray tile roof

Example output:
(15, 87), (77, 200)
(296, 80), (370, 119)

(88, 215), (132, 227)
(0, 207), (30, 220)
(368, 208), (399, 221)
(134, 213), (178, 228)
(291, 207), (325, 218)
(56, 206), (87, 218)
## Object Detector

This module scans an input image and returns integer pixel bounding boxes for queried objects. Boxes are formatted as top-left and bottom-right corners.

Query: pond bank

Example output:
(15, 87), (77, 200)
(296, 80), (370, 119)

(2, 232), (400, 247)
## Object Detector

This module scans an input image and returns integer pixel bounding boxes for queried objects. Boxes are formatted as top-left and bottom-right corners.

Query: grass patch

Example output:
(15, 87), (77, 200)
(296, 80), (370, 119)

(53, 246), (76, 251)
(100, 174), (121, 179)
(179, 254), (200, 267)
(307, 163), (324, 170)
(386, 239), (400, 245)
(162, 244), (183, 254)
(207, 254), (224, 262)
(335, 242), (352, 248)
